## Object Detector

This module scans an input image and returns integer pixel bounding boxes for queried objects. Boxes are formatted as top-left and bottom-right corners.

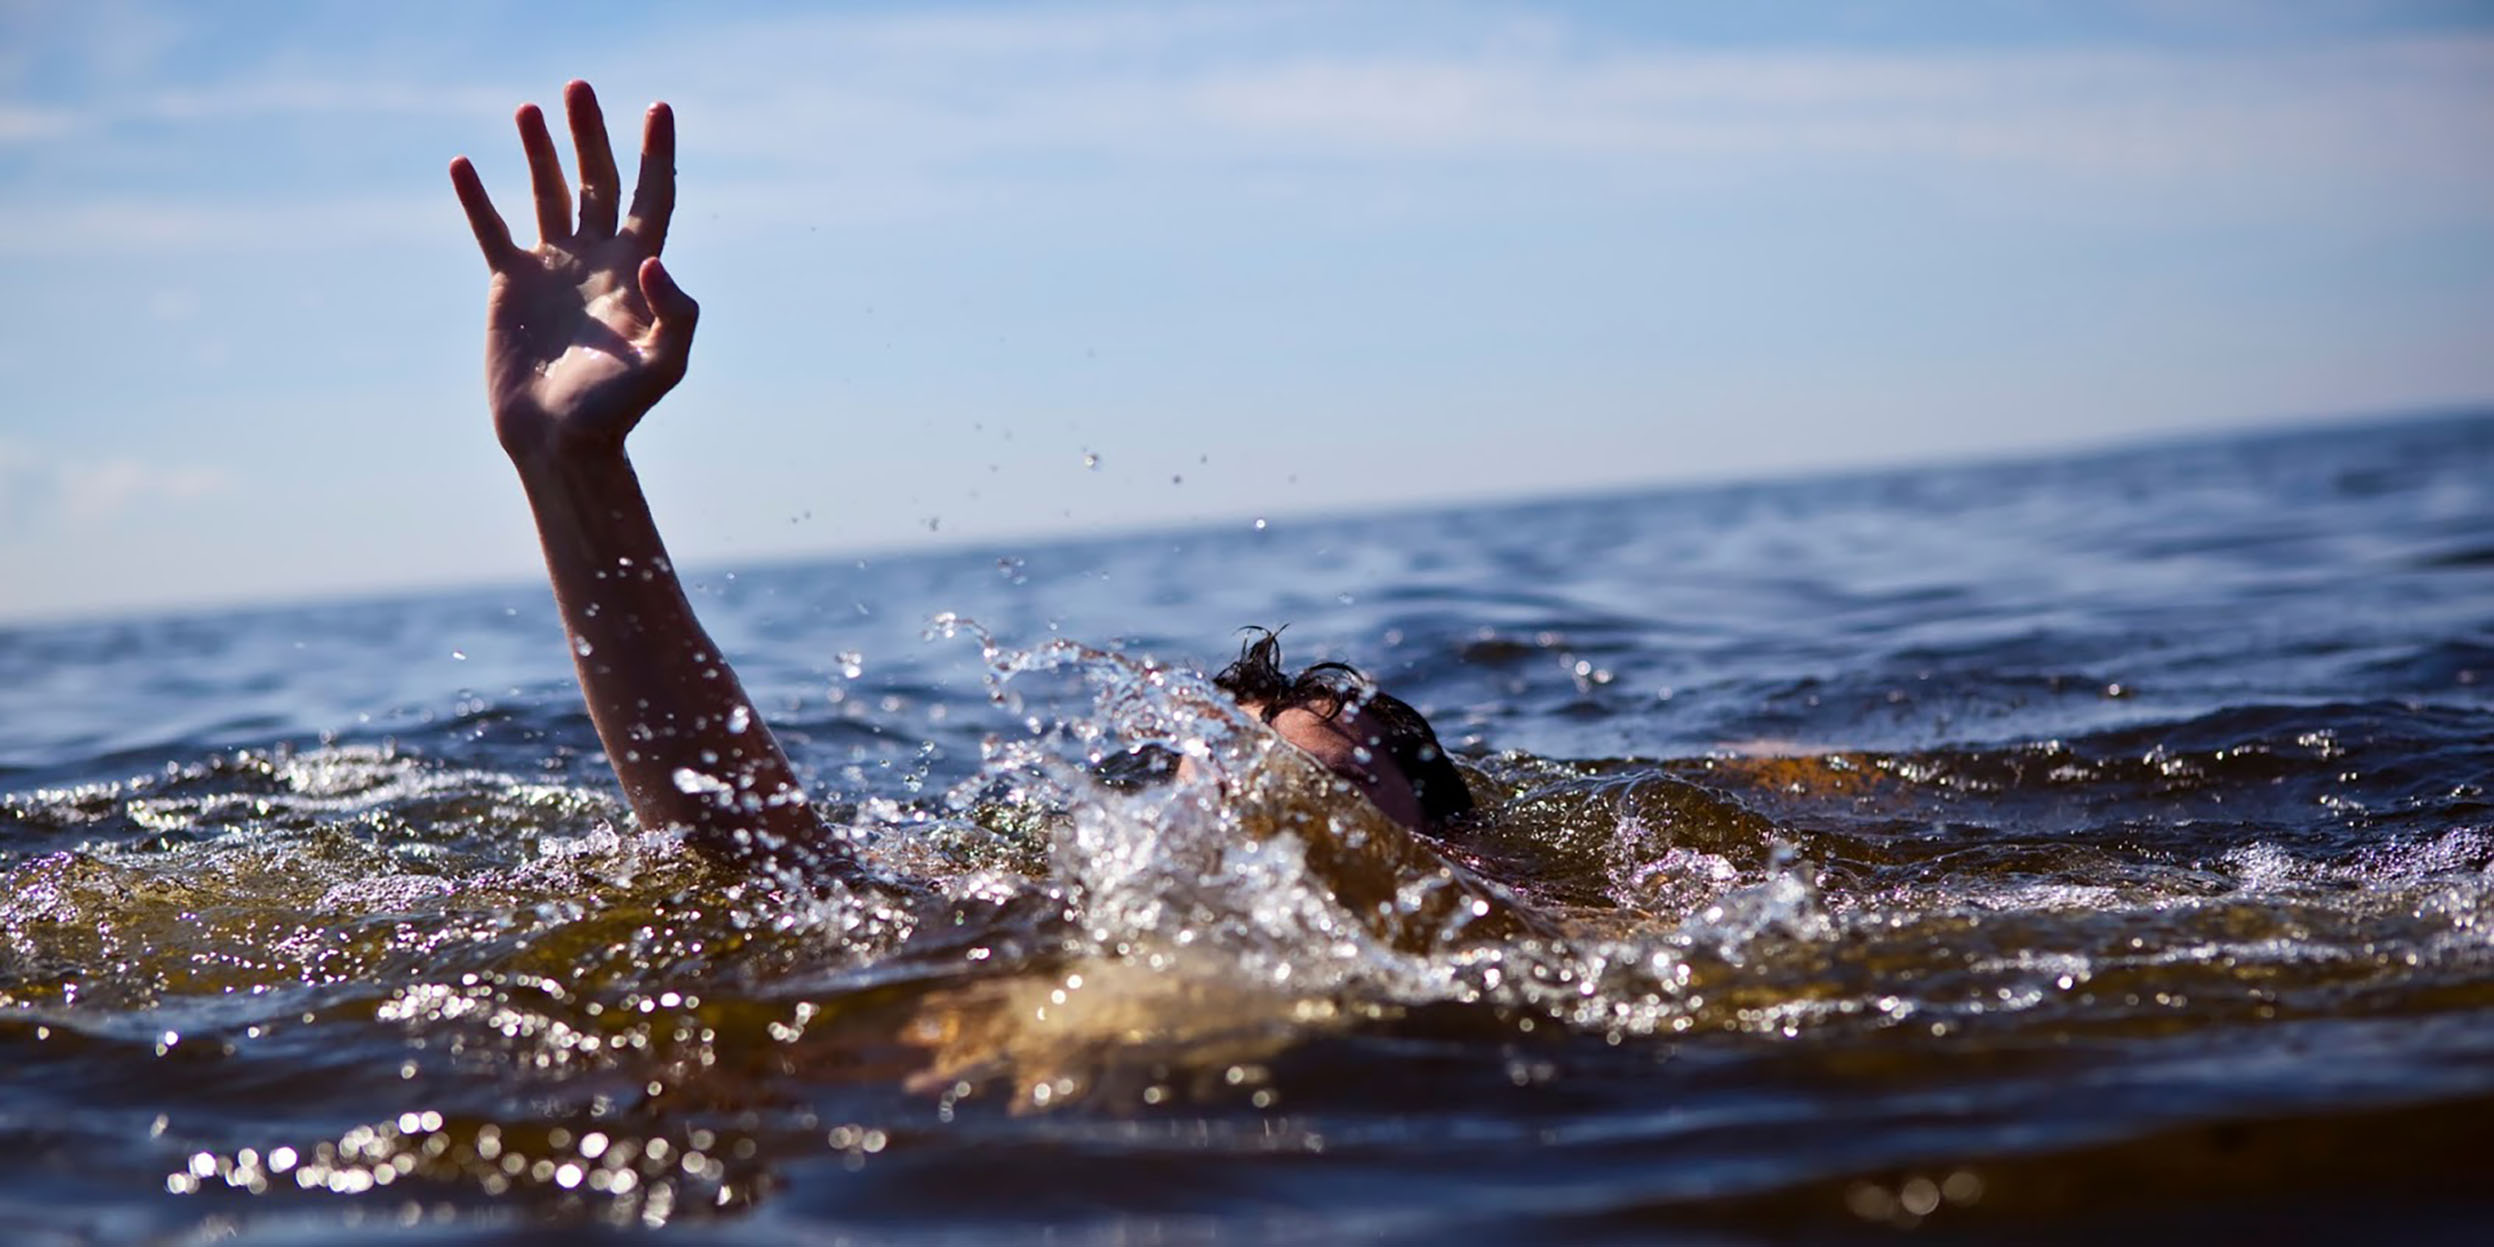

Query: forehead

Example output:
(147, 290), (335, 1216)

(1252, 700), (1426, 831)
(1266, 704), (1369, 765)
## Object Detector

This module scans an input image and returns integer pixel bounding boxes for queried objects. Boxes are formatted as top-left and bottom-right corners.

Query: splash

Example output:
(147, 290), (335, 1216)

(886, 623), (1732, 1103)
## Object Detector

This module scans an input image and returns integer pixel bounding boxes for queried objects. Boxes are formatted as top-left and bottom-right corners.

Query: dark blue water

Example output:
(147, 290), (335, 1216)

(5, 411), (2493, 1243)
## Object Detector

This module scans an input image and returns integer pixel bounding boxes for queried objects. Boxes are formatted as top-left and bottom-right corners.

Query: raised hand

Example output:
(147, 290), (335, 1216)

(449, 80), (694, 461)
(446, 84), (831, 872)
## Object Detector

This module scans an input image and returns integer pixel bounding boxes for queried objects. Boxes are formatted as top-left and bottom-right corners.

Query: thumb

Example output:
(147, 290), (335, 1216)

(639, 256), (700, 369)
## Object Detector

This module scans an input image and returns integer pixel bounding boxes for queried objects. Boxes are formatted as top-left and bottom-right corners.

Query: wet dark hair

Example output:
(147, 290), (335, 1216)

(1212, 628), (1474, 828)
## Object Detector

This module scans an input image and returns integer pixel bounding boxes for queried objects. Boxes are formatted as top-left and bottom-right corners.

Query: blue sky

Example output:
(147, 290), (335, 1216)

(2, 0), (2490, 622)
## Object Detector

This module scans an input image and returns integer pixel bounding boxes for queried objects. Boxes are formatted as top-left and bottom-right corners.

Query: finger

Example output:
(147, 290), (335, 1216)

(622, 101), (676, 251)
(638, 256), (699, 377)
(565, 80), (620, 239)
(448, 157), (517, 269)
(517, 102), (572, 245)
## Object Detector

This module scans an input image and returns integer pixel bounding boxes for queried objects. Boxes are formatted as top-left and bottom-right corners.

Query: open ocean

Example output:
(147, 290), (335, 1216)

(5, 410), (2494, 1244)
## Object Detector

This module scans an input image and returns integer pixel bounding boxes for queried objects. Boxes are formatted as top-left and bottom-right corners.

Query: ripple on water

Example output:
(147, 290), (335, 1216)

(8, 413), (2494, 1238)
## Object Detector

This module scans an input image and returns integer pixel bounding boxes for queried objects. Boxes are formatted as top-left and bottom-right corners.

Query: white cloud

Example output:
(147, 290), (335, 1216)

(0, 195), (445, 257)
(0, 102), (71, 142)
(133, 79), (514, 125)
(786, 2), (1284, 60)
(0, 437), (233, 527)
(0, 0), (185, 95)
(58, 457), (230, 521)
(1039, 36), (2494, 180)
(654, 18), (2494, 216)
(4, 9), (2489, 255)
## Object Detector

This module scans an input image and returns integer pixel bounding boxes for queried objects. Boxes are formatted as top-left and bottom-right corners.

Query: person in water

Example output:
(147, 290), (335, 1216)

(448, 81), (1469, 868)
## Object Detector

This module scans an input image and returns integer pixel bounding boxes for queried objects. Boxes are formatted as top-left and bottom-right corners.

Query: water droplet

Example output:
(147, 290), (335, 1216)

(1082, 452), (1101, 470)
(1942, 1170), (1984, 1205)
(1899, 1177), (1941, 1216)
(673, 768), (731, 797)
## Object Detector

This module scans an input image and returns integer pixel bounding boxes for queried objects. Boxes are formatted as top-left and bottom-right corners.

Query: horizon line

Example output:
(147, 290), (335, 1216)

(6, 399), (2484, 633)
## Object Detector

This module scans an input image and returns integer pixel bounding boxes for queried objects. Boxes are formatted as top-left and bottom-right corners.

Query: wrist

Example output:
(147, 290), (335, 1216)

(492, 396), (649, 468)
(502, 412), (632, 471)
(512, 447), (674, 591)
(509, 437), (645, 523)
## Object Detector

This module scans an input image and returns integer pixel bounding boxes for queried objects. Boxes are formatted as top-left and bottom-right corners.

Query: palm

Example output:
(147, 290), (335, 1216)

(487, 244), (657, 444)
(450, 82), (693, 459)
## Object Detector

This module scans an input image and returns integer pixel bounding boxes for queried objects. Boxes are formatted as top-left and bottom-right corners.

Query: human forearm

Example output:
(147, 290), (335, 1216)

(516, 449), (824, 864)
(454, 84), (827, 867)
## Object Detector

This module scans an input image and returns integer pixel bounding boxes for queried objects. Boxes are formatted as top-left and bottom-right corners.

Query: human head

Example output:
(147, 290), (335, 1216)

(1211, 629), (1473, 833)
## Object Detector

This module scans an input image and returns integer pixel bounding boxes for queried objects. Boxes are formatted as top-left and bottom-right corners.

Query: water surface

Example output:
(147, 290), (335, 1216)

(5, 411), (2494, 1243)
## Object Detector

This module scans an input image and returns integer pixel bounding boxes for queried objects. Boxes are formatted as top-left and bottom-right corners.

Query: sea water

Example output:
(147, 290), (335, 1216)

(4, 411), (2493, 1243)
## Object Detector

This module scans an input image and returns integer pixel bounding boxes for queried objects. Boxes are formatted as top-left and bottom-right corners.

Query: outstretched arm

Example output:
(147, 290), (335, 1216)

(450, 81), (829, 868)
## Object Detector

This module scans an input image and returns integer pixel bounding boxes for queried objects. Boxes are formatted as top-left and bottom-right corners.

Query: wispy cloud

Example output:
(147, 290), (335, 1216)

(658, 18), (2494, 237)
(587, 8), (2494, 175)
(1185, 38), (2494, 179)
(0, 102), (70, 141)
(58, 457), (230, 521)
(0, 0), (185, 97)
(133, 80), (515, 126)
(0, 195), (444, 256)
(0, 437), (232, 527)
(4, 6), (2487, 254)
(0, 71), (511, 149)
